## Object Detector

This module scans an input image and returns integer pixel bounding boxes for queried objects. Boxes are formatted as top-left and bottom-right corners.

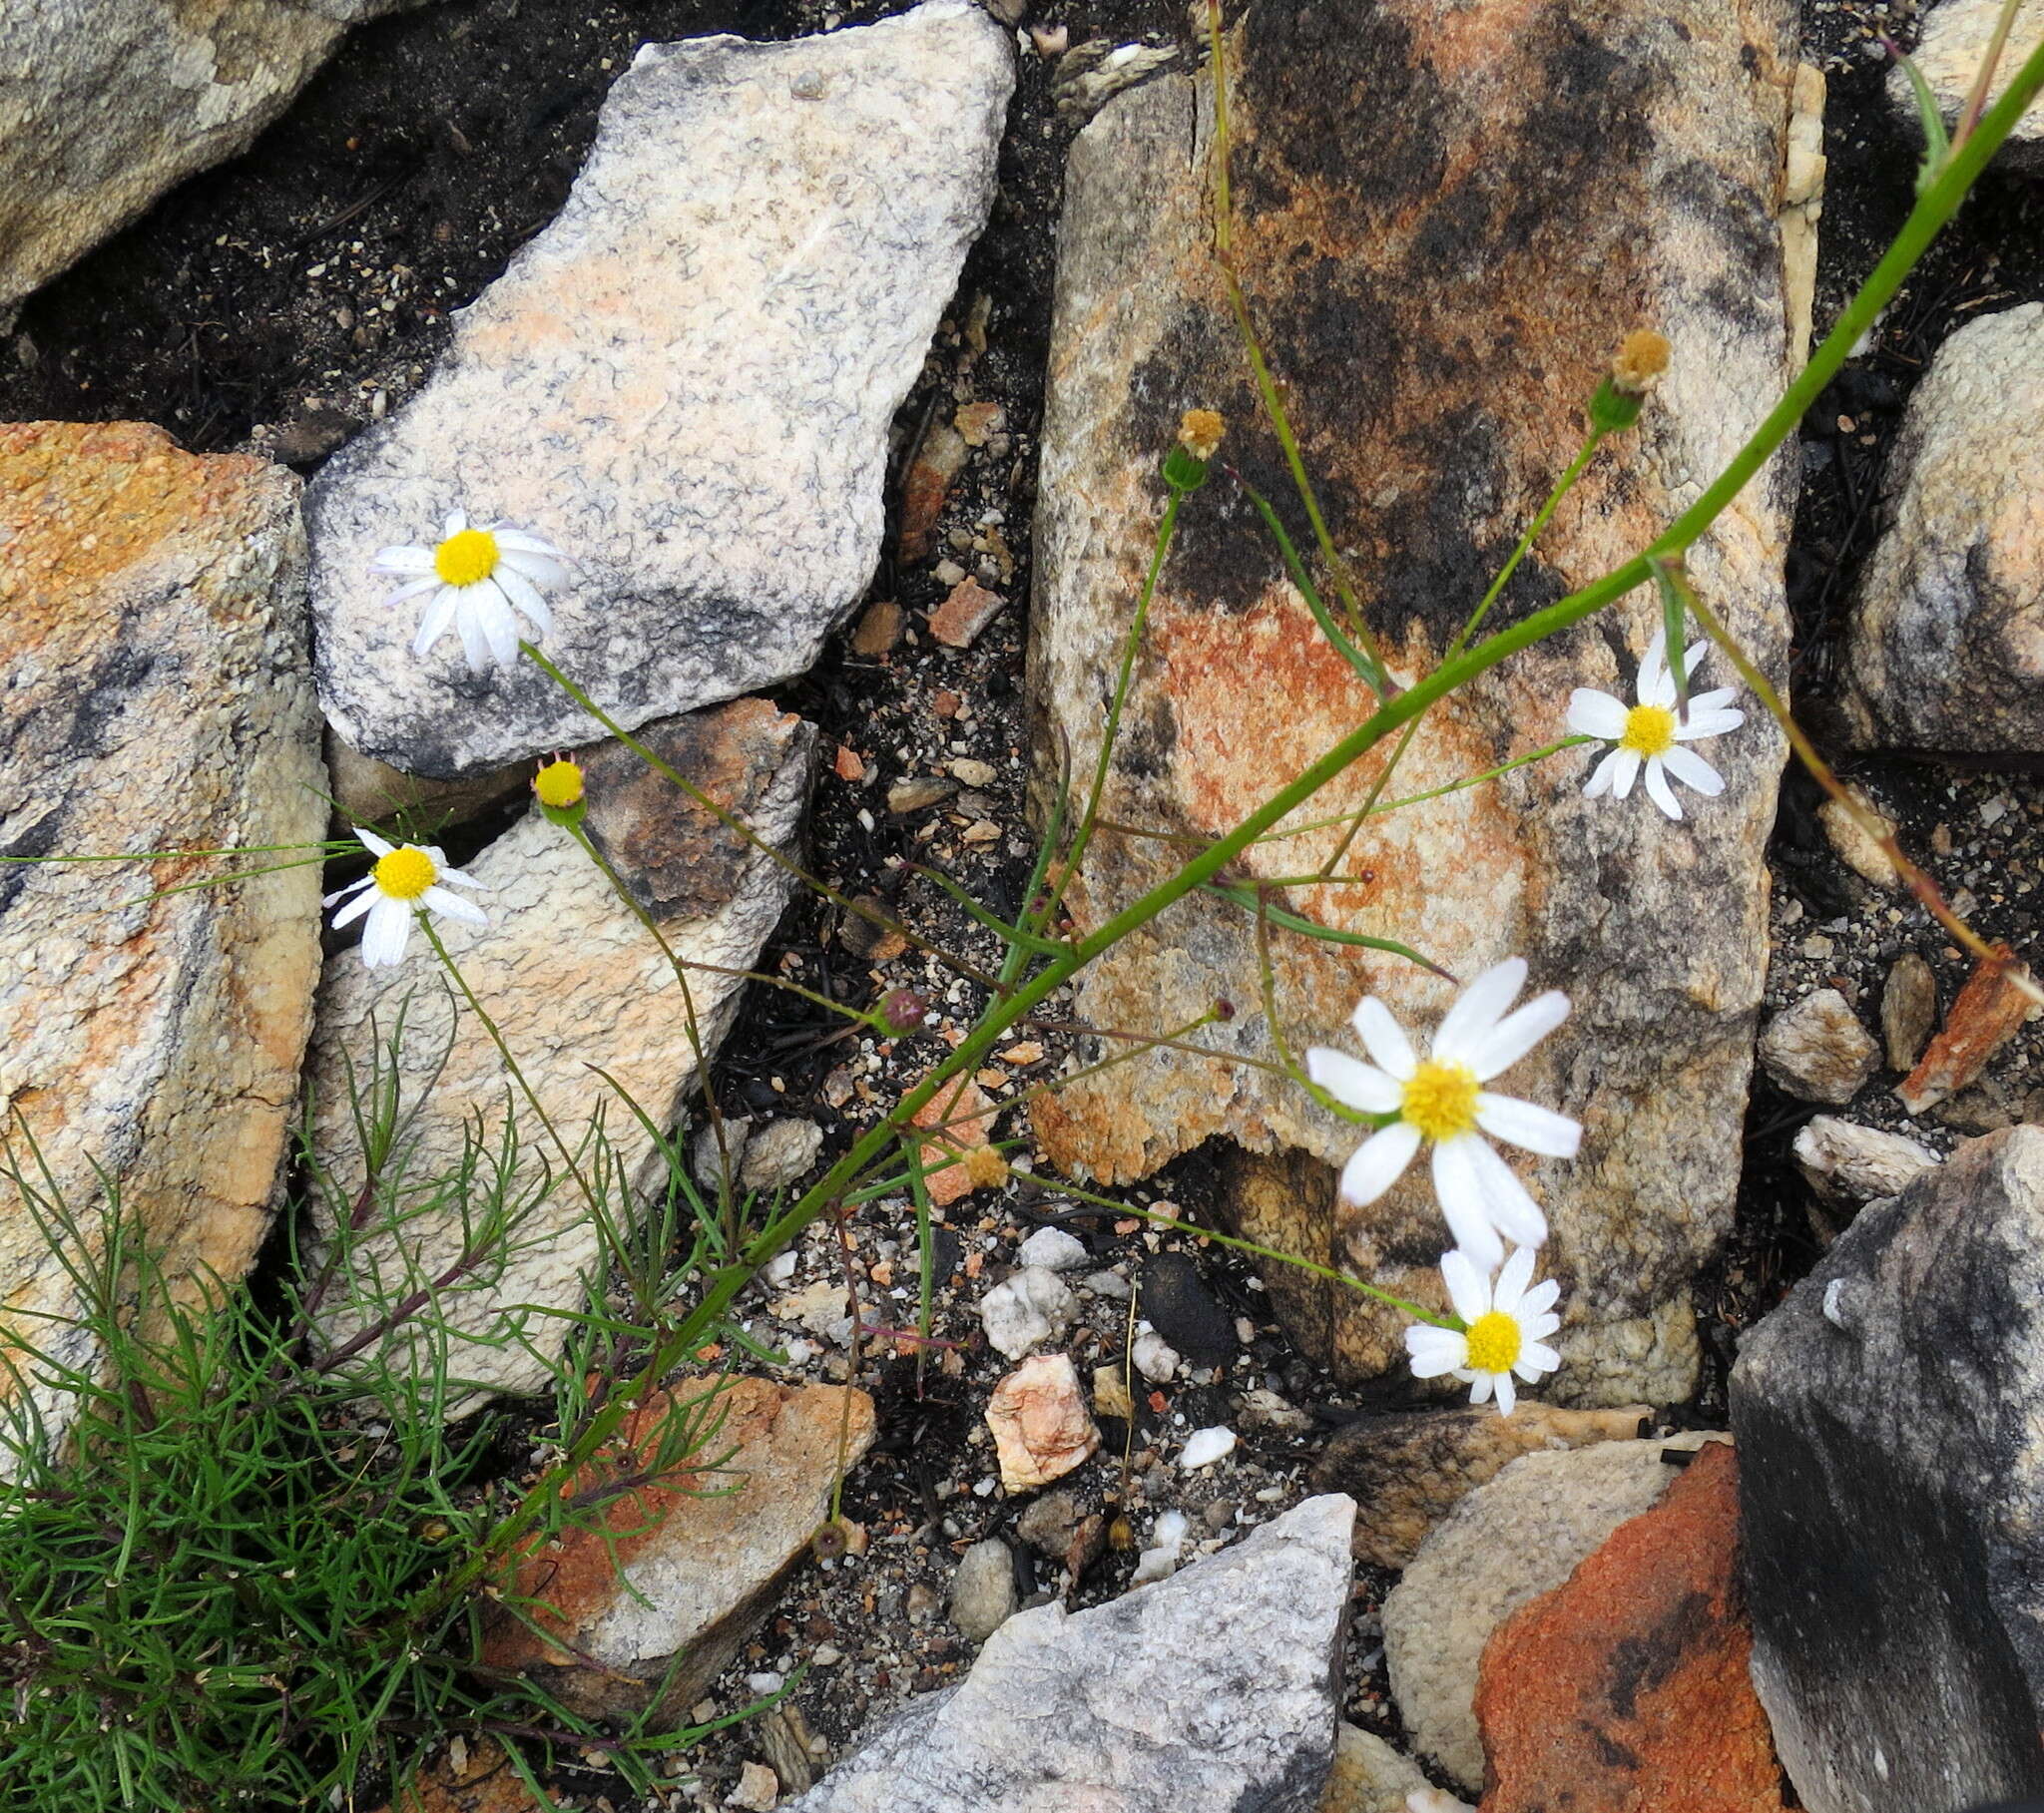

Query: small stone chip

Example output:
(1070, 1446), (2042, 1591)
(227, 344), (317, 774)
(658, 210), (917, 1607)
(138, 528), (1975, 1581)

(949, 756), (998, 787)
(850, 599), (904, 656)
(928, 577), (1005, 649)
(887, 776), (956, 813)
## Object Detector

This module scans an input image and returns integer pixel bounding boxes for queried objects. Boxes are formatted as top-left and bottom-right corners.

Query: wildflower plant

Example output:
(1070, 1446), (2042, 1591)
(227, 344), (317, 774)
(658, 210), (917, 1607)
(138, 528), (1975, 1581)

(7, 4), (2044, 1806)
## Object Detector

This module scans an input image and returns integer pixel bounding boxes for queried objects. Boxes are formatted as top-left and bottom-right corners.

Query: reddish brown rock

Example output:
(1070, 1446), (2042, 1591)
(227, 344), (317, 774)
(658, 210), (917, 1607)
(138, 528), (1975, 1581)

(385, 1739), (542, 1813)
(484, 1377), (874, 1720)
(928, 577), (1006, 648)
(910, 1074), (1000, 1206)
(1898, 943), (2035, 1114)
(1028, 0), (1798, 1407)
(898, 422), (969, 563)
(1474, 1444), (1786, 1813)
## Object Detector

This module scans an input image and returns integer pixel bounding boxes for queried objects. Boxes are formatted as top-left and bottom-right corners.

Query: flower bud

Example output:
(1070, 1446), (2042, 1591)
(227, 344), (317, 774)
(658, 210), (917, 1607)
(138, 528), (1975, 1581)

(962, 1144), (1009, 1190)
(1163, 408), (1225, 490)
(1588, 330), (1670, 433)
(873, 987), (929, 1038)
(532, 754), (586, 825)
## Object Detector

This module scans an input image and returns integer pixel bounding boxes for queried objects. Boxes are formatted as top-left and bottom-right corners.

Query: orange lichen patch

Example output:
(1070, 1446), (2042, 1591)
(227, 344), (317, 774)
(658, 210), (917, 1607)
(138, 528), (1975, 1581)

(0, 422), (277, 641)
(909, 1073), (1000, 1205)
(384, 1737), (542, 1813)
(1899, 943), (2036, 1115)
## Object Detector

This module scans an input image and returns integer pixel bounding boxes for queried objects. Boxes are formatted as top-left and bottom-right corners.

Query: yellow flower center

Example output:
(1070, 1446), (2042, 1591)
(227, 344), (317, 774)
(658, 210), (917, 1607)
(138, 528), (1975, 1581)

(1400, 1060), (1480, 1142)
(1619, 702), (1677, 757)
(1463, 1309), (1522, 1375)
(372, 846), (438, 901)
(433, 527), (500, 588)
(533, 757), (584, 809)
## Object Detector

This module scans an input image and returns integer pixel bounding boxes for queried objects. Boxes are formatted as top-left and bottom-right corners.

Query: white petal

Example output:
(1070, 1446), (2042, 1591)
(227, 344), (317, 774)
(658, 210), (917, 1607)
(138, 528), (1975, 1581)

(1464, 1135), (1550, 1249)
(1517, 1341), (1561, 1377)
(379, 577), (439, 609)
(353, 827), (394, 857)
(369, 546), (435, 574)
(1491, 1371), (1518, 1416)
(435, 864), (486, 891)
(494, 563), (554, 638)
(1492, 1243), (1537, 1315)
(1565, 688), (1628, 739)
(422, 886), (487, 927)
(1305, 1047), (1402, 1115)
(443, 511), (467, 538)
(1467, 1372), (1494, 1405)
(1338, 1121), (1422, 1206)
(1582, 748), (1623, 799)
(1405, 1325), (1467, 1377)
(1659, 744), (1726, 796)
(1474, 1091), (1582, 1157)
(1643, 756), (1684, 820)
(1432, 958), (1527, 1068)
(1439, 1248), (1492, 1324)
(328, 887), (378, 930)
(1685, 686), (1738, 715)
(1464, 989), (1570, 1081)
(322, 875), (373, 908)
(412, 585), (463, 660)
(1350, 996), (1417, 1081)
(360, 898), (413, 968)
(1637, 625), (1669, 703)
(1672, 707), (1745, 740)
(1609, 747), (1642, 799)
(477, 581), (522, 668)
(1519, 1278), (1562, 1319)
(1431, 1137), (1505, 1272)
(497, 545), (570, 590)
(455, 598), (494, 675)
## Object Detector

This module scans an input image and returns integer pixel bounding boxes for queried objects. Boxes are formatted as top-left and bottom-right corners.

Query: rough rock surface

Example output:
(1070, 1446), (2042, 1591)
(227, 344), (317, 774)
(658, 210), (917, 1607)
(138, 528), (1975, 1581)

(1383, 1436), (1723, 1791)
(1757, 988), (1880, 1104)
(1318, 1725), (1435, 1813)
(1309, 1401), (1650, 1570)
(304, 699), (814, 1399)
(1475, 1444), (1787, 1813)
(483, 1378), (874, 1721)
(1887, 0), (2044, 174)
(305, 0), (1013, 777)
(0, 422), (324, 1451)
(1028, 0), (1796, 1408)
(1841, 304), (2044, 753)
(1791, 1115), (1940, 1203)
(985, 1352), (1101, 1491)
(1732, 1126), (2044, 1813)
(786, 1494), (1356, 1813)
(0, 2), (436, 323)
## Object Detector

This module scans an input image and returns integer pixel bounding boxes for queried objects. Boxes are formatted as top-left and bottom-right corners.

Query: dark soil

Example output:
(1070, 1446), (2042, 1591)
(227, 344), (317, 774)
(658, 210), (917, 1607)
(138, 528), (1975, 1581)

(8, 0), (2044, 1806)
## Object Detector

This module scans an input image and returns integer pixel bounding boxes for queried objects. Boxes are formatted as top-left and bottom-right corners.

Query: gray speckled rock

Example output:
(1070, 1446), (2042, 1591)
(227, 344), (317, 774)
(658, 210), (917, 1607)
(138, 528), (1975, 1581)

(1382, 1436), (1721, 1791)
(1841, 303), (2044, 754)
(0, 1), (440, 324)
(305, 0), (1013, 777)
(0, 422), (325, 1458)
(1733, 1125), (2044, 1813)
(786, 1494), (1357, 1813)
(1027, 0), (1796, 1410)
(1887, 0), (2044, 173)
(1758, 988), (1880, 1105)
(304, 699), (813, 1401)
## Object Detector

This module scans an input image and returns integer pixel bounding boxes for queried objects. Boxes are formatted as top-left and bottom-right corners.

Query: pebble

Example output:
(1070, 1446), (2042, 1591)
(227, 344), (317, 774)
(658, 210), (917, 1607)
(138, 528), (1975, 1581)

(1130, 1509), (1191, 1586)
(1792, 1116), (1942, 1203)
(1017, 1224), (1089, 1271)
(927, 577), (1006, 648)
(1092, 1364), (1136, 1423)
(986, 1353), (1102, 1491)
(950, 1538), (1019, 1643)
(1758, 988), (1880, 1105)
(1015, 1489), (1083, 1557)
(738, 1118), (824, 1192)
(1140, 1250), (1240, 1366)
(729, 1760), (780, 1811)
(1082, 1267), (1133, 1300)
(888, 775), (957, 813)
(1881, 952), (1940, 1074)
(980, 1266), (1076, 1360)
(1179, 1426), (1237, 1471)
(949, 756), (999, 788)
(1132, 1328), (1182, 1383)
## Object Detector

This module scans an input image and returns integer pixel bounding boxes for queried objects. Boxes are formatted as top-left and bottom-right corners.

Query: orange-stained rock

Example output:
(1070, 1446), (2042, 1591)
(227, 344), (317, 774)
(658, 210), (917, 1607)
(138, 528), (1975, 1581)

(928, 577), (1006, 649)
(910, 1074), (1000, 1205)
(0, 421), (323, 1453)
(1474, 1443), (1786, 1813)
(1028, 0), (1798, 1409)
(986, 1353), (1102, 1491)
(484, 1376), (873, 1721)
(385, 1738), (543, 1813)
(1898, 942), (2035, 1114)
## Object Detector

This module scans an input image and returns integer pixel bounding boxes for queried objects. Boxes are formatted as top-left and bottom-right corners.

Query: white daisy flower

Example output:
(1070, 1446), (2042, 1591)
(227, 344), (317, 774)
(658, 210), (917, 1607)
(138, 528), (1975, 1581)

(323, 827), (488, 968)
(1566, 626), (1744, 820)
(369, 512), (569, 675)
(1304, 958), (1580, 1270)
(1404, 1245), (1562, 1417)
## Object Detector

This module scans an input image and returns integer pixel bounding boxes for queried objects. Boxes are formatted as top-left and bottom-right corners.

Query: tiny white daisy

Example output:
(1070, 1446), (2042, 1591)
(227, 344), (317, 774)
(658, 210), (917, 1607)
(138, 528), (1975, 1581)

(1305, 958), (1580, 1270)
(369, 512), (569, 675)
(323, 827), (488, 968)
(1566, 626), (1744, 820)
(1404, 1245), (1562, 1416)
